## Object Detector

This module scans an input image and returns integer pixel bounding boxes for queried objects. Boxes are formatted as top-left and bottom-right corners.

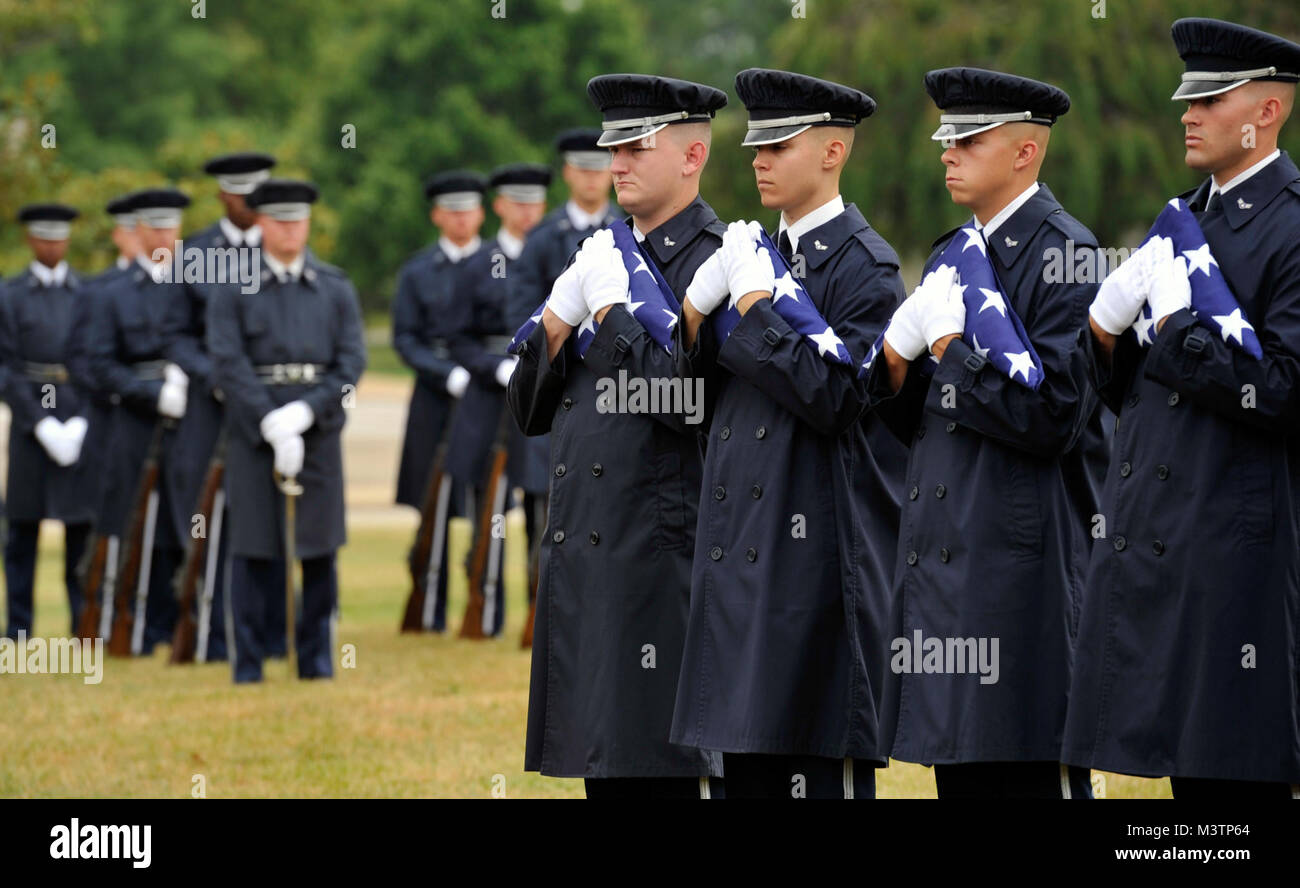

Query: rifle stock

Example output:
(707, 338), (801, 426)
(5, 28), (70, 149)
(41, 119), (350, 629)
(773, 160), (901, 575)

(461, 408), (513, 639)
(108, 422), (166, 658)
(170, 435), (227, 664)
(75, 534), (108, 640)
(400, 443), (450, 632)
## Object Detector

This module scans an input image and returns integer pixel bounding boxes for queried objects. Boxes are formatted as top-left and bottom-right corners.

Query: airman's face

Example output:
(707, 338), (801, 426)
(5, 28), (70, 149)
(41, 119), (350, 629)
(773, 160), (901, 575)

(432, 205), (485, 243)
(259, 216), (311, 261)
(26, 235), (68, 268)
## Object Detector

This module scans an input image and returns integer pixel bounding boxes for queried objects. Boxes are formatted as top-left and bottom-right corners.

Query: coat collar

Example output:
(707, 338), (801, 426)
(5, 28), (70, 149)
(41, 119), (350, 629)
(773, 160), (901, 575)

(777, 203), (870, 271)
(1185, 150), (1299, 230)
(984, 182), (1063, 268)
(634, 195), (721, 266)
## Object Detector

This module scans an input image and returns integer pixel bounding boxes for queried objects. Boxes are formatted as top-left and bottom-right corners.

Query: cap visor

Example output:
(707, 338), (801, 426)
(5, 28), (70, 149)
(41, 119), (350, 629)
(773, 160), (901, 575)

(596, 122), (670, 147)
(929, 120), (1007, 141)
(741, 124), (812, 147)
(1171, 78), (1249, 101)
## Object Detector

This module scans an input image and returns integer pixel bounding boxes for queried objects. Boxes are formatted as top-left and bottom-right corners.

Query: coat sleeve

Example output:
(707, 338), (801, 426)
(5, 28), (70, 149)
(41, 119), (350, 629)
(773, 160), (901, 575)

(85, 285), (164, 412)
(506, 231), (552, 332)
(1141, 243), (1300, 434)
(301, 278), (367, 432)
(507, 321), (568, 436)
(923, 245), (1099, 459)
(162, 283), (214, 390)
(0, 288), (42, 434)
(447, 259), (503, 381)
(391, 261), (459, 389)
(207, 288), (276, 440)
(1077, 323), (1145, 416)
(582, 304), (704, 434)
(716, 249), (900, 437)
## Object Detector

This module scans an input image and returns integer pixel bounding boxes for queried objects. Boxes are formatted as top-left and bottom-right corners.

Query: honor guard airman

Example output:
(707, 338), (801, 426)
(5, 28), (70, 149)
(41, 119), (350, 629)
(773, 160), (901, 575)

(83, 188), (193, 655)
(0, 204), (95, 638)
(208, 179), (366, 683)
(505, 130), (621, 637)
(444, 163), (551, 637)
(671, 69), (906, 799)
(1064, 18), (1300, 798)
(867, 68), (1104, 798)
(165, 151), (277, 663)
(508, 74), (728, 798)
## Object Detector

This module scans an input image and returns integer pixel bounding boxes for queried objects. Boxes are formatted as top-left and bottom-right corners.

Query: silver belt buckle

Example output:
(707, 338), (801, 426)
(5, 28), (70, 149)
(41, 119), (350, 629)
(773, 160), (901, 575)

(301, 363), (316, 382)
(271, 363), (287, 384)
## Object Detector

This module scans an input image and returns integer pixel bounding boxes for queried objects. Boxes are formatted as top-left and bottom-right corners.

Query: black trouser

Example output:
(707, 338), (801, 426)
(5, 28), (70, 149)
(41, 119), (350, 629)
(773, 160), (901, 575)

(140, 545), (182, 654)
(934, 761), (1093, 799)
(3, 521), (91, 637)
(229, 553), (337, 683)
(1170, 776), (1298, 799)
(723, 753), (877, 799)
(584, 777), (722, 799)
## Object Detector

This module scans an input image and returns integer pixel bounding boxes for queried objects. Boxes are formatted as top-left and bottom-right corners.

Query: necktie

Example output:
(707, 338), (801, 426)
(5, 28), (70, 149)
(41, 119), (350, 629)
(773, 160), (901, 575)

(1202, 190), (1222, 218)
(778, 230), (794, 263)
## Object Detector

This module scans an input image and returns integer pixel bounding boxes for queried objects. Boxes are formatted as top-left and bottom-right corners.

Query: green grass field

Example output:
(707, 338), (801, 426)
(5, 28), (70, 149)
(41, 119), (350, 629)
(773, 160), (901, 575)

(0, 516), (1170, 798)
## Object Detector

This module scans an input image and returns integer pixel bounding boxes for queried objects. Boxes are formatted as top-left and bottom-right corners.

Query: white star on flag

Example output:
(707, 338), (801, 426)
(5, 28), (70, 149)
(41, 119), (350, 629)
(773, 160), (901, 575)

(978, 288), (1006, 317)
(628, 299), (645, 315)
(530, 311), (543, 324)
(1212, 307), (1253, 345)
(971, 333), (990, 359)
(1182, 243), (1218, 277)
(962, 227), (987, 256)
(772, 270), (800, 304)
(662, 308), (679, 330)
(578, 313), (596, 338)
(1005, 350), (1034, 382)
(1134, 312), (1157, 346)
(809, 326), (844, 358)
(631, 252), (651, 276)
(1168, 198), (1183, 211)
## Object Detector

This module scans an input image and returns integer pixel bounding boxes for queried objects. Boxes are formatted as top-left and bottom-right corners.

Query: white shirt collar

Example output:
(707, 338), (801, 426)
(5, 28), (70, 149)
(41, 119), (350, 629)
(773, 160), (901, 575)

(116, 255), (132, 270)
(219, 216), (262, 247)
(1211, 148), (1281, 198)
(566, 200), (609, 231)
(439, 236), (481, 263)
(30, 260), (68, 287)
(264, 250), (306, 283)
(778, 195), (845, 254)
(497, 229), (525, 261)
(632, 224), (645, 243)
(974, 182), (1039, 239)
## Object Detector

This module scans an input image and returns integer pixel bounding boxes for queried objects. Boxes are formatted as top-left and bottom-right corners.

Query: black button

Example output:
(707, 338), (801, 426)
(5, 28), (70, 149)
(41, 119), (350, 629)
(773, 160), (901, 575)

(562, 397), (573, 410)
(916, 426), (926, 439)
(589, 531), (600, 545)
(1152, 540), (1165, 556)
(1113, 535), (1127, 551)
(1156, 465), (1169, 480)
(720, 426), (731, 440)
(554, 463), (566, 477)
(745, 548), (757, 563)
(709, 546), (723, 561)
(939, 547), (950, 563)
(755, 425), (766, 439)
(935, 484), (946, 499)
(1127, 393), (1139, 408)
(908, 486), (918, 501)
(751, 485), (762, 499)
(713, 486), (726, 501)
(1119, 462), (1131, 477)
(1167, 392), (1180, 407)
(906, 551), (918, 565)
(591, 463), (602, 476)
(946, 421), (957, 433)
(552, 530), (565, 544)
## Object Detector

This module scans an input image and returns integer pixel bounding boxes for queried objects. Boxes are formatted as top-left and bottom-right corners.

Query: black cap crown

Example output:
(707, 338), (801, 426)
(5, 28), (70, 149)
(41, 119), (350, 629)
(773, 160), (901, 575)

(924, 67), (1070, 142)
(735, 68), (876, 146)
(587, 74), (727, 147)
(1171, 18), (1300, 100)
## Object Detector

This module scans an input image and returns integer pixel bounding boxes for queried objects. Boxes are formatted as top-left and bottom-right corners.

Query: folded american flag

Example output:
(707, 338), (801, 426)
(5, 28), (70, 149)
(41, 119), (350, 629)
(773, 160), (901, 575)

(1130, 198), (1261, 358)
(708, 229), (853, 367)
(507, 222), (679, 359)
(861, 224), (1044, 390)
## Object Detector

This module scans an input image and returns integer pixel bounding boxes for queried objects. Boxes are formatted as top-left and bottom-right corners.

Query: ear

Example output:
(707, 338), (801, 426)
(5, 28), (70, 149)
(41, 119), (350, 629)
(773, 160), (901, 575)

(682, 139), (709, 177)
(1258, 94), (1283, 131)
(1012, 137), (1041, 172)
(492, 195), (508, 218)
(823, 136), (847, 170)
(429, 207), (441, 228)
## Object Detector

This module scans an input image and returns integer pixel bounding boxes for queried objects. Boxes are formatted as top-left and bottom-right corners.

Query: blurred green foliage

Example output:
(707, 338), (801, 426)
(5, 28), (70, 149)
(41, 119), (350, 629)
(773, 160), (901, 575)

(2, 0), (1297, 306)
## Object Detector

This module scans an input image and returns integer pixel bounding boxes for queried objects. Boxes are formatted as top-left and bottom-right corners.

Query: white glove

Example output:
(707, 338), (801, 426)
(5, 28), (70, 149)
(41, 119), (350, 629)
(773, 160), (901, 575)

(1090, 238), (1164, 335)
(545, 260), (589, 327)
(684, 249), (729, 316)
(494, 357), (518, 388)
(34, 417), (76, 467)
(157, 381), (187, 418)
(921, 266), (967, 347)
(272, 434), (305, 478)
(62, 416), (88, 464)
(259, 400), (314, 443)
(1147, 254), (1191, 325)
(445, 366), (470, 399)
(164, 362), (189, 388)
(580, 232), (630, 315)
(720, 220), (773, 300)
(883, 293), (929, 361)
